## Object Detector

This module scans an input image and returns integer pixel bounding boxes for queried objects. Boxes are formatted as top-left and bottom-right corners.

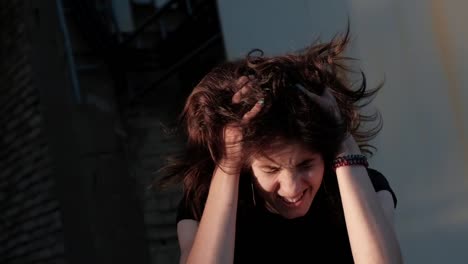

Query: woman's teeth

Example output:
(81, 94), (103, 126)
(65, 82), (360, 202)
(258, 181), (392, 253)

(280, 190), (305, 203)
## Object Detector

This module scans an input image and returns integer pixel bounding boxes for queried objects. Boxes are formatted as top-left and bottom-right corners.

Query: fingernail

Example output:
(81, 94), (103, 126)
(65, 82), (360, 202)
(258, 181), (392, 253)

(258, 98), (265, 105)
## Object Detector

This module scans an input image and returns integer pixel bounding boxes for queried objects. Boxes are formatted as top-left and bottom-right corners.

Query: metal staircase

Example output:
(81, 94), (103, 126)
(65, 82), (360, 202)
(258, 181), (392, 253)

(56, 0), (225, 112)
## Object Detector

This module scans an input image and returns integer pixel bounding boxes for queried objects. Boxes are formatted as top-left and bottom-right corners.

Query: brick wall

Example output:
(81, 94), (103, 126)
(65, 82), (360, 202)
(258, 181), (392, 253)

(123, 77), (186, 264)
(0, 1), (226, 262)
(122, 36), (226, 264)
(0, 0), (65, 263)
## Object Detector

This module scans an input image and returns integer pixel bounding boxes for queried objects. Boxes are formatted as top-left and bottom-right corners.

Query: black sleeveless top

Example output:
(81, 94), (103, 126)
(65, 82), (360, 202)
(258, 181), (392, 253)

(176, 168), (397, 263)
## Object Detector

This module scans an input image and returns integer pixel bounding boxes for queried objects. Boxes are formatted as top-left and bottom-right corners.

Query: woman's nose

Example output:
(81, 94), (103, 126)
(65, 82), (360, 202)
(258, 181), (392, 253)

(277, 170), (303, 198)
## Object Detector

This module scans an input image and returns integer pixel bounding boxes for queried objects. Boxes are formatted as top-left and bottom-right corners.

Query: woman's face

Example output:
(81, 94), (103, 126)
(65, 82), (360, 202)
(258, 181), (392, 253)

(250, 141), (325, 219)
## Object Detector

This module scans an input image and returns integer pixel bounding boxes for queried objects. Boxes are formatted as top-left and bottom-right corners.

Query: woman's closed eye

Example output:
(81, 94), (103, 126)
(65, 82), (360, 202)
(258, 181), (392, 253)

(297, 161), (316, 171)
(261, 166), (280, 174)
(299, 163), (314, 169)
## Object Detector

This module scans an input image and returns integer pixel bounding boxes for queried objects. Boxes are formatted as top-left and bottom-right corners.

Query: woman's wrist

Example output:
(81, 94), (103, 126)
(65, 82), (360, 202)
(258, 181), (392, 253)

(332, 154), (368, 170)
(337, 133), (361, 157)
(217, 159), (243, 177)
(333, 133), (368, 170)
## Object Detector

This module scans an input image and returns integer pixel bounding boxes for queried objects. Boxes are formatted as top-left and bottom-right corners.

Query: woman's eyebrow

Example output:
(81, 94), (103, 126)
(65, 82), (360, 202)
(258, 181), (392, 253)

(296, 158), (316, 166)
(259, 164), (280, 169)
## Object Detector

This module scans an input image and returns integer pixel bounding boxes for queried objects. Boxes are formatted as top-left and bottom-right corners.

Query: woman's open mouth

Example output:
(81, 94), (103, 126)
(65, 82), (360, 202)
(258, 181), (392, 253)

(278, 188), (308, 207)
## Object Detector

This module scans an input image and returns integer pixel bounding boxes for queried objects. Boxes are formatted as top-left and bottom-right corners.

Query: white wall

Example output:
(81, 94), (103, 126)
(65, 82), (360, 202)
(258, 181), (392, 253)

(217, 0), (468, 263)
(218, 0), (350, 58)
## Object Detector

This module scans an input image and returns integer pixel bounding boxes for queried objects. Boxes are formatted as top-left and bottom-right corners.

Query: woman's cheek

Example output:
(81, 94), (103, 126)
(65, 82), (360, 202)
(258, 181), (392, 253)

(253, 174), (278, 192)
(305, 168), (324, 185)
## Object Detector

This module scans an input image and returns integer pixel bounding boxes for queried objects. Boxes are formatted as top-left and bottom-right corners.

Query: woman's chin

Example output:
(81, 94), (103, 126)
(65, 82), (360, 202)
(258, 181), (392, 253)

(275, 188), (314, 219)
(279, 210), (308, 219)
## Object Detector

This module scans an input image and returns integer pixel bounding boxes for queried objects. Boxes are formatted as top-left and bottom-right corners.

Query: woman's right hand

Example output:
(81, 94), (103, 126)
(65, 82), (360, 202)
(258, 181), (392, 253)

(218, 76), (264, 176)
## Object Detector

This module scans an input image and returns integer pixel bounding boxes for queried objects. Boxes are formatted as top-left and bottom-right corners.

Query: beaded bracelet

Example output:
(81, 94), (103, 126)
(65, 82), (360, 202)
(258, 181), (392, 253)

(332, 154), (369, 169)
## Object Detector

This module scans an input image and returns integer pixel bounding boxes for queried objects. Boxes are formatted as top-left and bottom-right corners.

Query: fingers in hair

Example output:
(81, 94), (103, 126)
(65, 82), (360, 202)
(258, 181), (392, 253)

(232, 77), (252, 104)
(241, 99), (264, 123)
(296, 83), (321, 100)
(296, 83), (333, 109)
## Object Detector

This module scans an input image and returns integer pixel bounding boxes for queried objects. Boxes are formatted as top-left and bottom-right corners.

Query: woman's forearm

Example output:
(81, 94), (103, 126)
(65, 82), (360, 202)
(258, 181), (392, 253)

(186, 165), (240, 264)
(336, 137), (403, 264)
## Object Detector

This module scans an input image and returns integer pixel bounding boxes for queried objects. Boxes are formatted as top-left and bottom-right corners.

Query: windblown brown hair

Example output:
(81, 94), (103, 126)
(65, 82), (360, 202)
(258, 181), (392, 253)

(155, 29), (383, 220)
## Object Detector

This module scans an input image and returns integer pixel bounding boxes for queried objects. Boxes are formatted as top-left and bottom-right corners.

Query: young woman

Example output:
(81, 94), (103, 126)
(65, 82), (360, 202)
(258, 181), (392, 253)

(158, 31), (403, 263)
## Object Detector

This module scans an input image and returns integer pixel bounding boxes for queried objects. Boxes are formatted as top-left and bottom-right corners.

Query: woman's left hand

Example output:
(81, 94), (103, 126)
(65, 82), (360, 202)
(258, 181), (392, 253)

(296, 84), (360, 155)
(295, 84), (341, 121)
